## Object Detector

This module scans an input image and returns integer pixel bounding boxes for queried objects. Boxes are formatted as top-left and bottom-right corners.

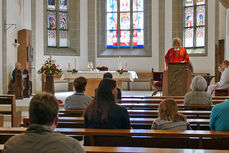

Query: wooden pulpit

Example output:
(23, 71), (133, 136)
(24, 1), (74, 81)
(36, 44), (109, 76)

(163, 63), (192, 96)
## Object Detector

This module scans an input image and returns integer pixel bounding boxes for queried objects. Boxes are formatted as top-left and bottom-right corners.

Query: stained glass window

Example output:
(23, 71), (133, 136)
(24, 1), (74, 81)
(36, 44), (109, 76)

(106, 0), (144, 48)
(47, 0), (68, 47)
(183, 0), (205, 49)
(185, 7), (193, 27)
(48, 0), (56, 10)
(185, 0), (193, 6)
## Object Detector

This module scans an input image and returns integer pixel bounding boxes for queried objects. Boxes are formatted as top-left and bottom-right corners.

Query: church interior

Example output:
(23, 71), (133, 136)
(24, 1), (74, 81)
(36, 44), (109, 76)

(1, 0), (229, 152)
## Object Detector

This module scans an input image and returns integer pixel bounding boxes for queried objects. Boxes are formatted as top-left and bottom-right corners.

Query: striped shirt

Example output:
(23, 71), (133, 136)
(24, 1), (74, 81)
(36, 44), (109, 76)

(64, 92), (92, 110)
(151, 119), (190, 130)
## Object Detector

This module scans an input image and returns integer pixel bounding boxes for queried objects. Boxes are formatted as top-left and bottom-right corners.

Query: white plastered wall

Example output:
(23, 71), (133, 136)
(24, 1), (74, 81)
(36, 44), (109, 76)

(0, 0), (3, 94)
(165, 0), (216, 76)
(34, 0), (89, 92)
(225, 9), (229, 60)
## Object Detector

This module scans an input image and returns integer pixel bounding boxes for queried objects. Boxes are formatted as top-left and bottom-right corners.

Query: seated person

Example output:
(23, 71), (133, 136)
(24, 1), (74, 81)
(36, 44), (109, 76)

(8, 63), (22, 93)
(3, 92), (85, 153)
(103, 72), (122, 99)
(9, 62), (32, 95)
(210, 99), (229, 131)
(151, 98), (191, 130)
(65, 77), (92, 110)
(84, 79), (130, 129)
(184, 75), (212, 105)
(207, 60), (229, 95)
(12, 62), (22, 83)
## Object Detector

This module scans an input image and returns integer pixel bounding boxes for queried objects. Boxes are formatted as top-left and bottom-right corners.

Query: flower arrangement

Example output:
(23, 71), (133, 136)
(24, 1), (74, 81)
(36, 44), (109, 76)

(38, 58), (62, 75)
(72, 69), (78, 74)
(117, 68), (124, 75)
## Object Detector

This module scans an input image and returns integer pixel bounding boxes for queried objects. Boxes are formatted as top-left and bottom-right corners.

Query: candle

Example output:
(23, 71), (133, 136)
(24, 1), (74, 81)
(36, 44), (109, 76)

(74, 58), (78, 70)
(124, 61), (128, 71)
(68, 62), (71, 70)
(118, 56), (122, 70)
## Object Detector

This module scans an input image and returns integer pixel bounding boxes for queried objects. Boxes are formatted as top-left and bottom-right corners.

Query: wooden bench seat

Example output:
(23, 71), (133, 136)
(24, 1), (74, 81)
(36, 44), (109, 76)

(121, 95), (229, 100)
(58, 109), (211, 119)
(84, 146), (229, 153)
(0, 115), (3, 127)
(119, 103), (213, 110)
(125, 72), (152, 90)
(1, 128), (229, 149)
(119, 98), (224, 105)
(1, 145), (229, 153)
(23, 117), (210, 130)
(0, 95), (21, 127)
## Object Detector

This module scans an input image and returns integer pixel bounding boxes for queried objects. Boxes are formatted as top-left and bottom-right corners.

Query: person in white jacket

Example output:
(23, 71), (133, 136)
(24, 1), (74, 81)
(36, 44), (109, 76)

(207, 60), (229, 95)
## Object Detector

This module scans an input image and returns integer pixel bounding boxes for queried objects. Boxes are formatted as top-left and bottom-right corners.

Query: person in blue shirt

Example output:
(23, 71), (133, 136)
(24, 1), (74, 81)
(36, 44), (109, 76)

(210, 100), (229, 131)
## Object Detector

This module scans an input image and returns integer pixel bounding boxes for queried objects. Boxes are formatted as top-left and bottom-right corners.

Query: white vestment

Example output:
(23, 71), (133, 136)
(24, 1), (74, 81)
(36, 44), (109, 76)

(207, 67), (229, 95)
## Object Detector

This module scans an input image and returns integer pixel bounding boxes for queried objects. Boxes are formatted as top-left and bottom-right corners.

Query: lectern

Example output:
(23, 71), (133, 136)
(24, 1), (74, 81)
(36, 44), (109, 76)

(163, 63), (192, 96)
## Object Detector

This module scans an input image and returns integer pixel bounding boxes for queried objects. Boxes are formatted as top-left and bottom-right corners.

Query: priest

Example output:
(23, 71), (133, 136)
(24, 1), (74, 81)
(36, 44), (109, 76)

(165, 37), (189, 69)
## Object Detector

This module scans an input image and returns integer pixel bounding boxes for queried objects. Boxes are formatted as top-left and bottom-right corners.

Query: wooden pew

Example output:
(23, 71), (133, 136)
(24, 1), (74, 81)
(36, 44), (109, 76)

(0, 115), (3, 127)
(2, 145), (229, 153)
(84, 146), (229, 153)
(0, 95), (21, 127)
(23, 117), (210, 130)
(1, 128), (229, 149)
(119, 98), (224, 105)
(58, 109), (211, 119)
(121, 96), (229, 100)
(119, 103), (213, 110)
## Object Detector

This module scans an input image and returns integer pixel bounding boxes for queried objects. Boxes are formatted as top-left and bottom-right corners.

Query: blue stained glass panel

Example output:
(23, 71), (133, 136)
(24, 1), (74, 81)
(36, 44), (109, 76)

(47, 12), (56, 29)
(59, 0), (67, 11)
(184, 0), (193, 6)
(196, 6), (205, 26)
(59, 31), (68, 47)
(120, 0), (130, 12)
(133, 0), (144, 12)
(133, 12), (143, 29)
(107, 13), (117, 30)
(107, 0), (117, 12)
(120, 30), (130, 48)
(107, 30), (118, 48)
(48, 0), (56, 10)
(48, 30), (56, 47)
(133, 30), (144, 48)
(196, 0), (205, 5)
(185, 7), (193, 27)
(59, 13), (68, 30)
(120, 13), (130, 30)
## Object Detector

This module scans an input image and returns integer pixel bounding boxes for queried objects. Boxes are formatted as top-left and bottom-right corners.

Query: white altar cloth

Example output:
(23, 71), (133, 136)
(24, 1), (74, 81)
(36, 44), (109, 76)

(60, 71), (138, 81)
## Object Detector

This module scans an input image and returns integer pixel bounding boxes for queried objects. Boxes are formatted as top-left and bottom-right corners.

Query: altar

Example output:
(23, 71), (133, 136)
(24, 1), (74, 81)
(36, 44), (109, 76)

(61, 71), (138, 96)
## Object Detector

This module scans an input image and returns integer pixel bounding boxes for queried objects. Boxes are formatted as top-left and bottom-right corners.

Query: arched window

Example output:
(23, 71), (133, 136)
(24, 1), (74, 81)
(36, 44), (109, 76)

(106, 0), (144, 48)
(45, 0), (80, 56)
(47, 0), (68, 47)
(184, 0), (206, 49)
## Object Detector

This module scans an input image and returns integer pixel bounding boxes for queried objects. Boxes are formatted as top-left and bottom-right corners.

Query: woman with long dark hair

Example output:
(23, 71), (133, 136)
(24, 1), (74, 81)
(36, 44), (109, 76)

(84, 79), (130, 129)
